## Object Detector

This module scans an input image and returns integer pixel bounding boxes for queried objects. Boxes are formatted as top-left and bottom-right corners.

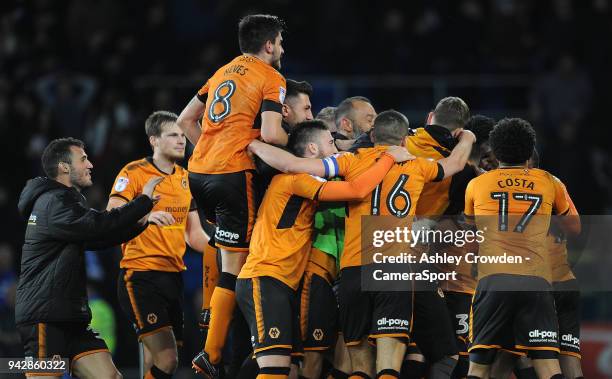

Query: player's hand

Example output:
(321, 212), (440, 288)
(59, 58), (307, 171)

(453, 128), (477, 144)
(142, 177), (163, 202)
(147, 211), (176, 226)
(385, 145), (416, 162)
(248, 139), (264, 154)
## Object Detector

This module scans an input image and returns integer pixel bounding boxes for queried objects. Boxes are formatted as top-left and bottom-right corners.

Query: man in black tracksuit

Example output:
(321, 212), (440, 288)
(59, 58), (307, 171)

(16, 137), (162, 379)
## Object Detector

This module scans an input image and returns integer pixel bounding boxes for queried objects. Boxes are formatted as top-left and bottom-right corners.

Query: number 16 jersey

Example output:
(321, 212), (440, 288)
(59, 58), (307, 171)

(188, 55), (287, 175)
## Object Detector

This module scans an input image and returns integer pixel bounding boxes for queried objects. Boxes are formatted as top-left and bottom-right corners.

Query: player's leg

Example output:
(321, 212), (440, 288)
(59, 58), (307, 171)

(299, 272), (337, 379)
(117, 270), (177, 378)
(200, 240), (220, 335)
(445, 291), (472, 379)
(411, 284), (459, 379)
(559, 355), (583, 379)
(198, 171), (257, 367)
(489, 350), (519, 379)
(369, 291), (411, 378)
(400, 345), (427, 379)
(514, 356), (537, 379)
(338, 267), (375, 379)
(72, 351), (122, 379)
(467, 276), (515, 379)
(554, 280), (583, 379)
(236, 277), (297, 379)
(329, 333), (352, 379)
(346, 338), (375, 379)
(70, 322), (118, 379)
(514, 279), (562, 378)
(17, 322), (72, 379)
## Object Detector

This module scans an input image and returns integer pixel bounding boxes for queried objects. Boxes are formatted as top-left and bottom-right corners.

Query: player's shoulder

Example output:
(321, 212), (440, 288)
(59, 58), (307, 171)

(123, 158), (149, 173)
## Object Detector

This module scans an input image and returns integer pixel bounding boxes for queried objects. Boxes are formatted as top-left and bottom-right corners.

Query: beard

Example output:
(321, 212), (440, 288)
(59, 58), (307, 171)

(272, 57), (281, 70)
(70, 170), (92, 191)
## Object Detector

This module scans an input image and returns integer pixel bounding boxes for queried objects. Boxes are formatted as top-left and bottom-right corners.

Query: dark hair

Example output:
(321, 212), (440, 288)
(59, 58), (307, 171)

(41, 137), (85, 179)
(432, 97), (470, 129)
(335, 96), (372, 127)
(238, 14), (285, 54)
(145, 110), (178, 137)
(372, 110), (410, 145)
(288, 120), (329, 157)
(529, 148), (540, 168)
(286, 79), (313, 101)
(489, 118), (536, 165)
(465, 114), (496, 161)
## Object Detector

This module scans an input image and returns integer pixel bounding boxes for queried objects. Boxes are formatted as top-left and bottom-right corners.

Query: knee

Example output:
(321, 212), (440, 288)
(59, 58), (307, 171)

(155, 351), (179, 373)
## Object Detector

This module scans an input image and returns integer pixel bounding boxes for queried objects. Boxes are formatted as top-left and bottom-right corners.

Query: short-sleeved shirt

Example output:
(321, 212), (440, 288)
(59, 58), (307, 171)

(189, 55), (287, 174)
(239, 173), (326, 290)
(109, 157), (194, 272)
(323, 146), (443, 269)
(464, 167), (570, 282)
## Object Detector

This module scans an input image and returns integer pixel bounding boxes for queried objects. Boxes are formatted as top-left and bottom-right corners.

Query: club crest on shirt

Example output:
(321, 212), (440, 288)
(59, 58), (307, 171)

(181, 177), (188, 189)
(114, 177), (129, 192)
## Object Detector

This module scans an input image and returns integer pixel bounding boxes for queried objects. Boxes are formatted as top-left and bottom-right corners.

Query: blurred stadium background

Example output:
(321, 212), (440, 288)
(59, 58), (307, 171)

(1, 0), (611, 378)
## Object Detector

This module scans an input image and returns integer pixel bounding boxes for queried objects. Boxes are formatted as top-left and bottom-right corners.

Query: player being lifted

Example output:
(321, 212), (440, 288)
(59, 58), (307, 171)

(239, 120), (413, 379)
(107, 111), (209, 379)
(176, 14), (289, 377)
(464, 118), (580, 379)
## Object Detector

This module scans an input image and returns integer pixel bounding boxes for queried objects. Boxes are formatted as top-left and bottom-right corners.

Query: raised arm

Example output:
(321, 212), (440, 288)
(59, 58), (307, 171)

(177, 95), (205, 145)
(437, 129), (476, 179)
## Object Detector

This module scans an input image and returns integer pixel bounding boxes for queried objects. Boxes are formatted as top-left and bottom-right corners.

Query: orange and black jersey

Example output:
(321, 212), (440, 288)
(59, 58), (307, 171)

(110, 157), (195, 272)
(240, 153), (397, 289)
(325, 146), (444, 269)
(464, 167), (570, 282)
(548, 181), (579, 283)
(240, 173), (325, 290)
(405, 125), (474, 216)
(189, 55), (286, 175)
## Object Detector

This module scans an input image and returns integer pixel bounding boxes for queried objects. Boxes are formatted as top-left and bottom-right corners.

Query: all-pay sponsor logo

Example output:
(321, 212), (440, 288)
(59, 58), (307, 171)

(528, 329), (558, 341)
(561, 333), (580, 347)
(215, 228), (240, 241)
(377, 318), (410, 329)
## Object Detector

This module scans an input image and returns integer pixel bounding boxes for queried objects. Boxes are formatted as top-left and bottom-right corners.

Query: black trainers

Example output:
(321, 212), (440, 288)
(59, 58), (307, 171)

(192, 350), (218, 379)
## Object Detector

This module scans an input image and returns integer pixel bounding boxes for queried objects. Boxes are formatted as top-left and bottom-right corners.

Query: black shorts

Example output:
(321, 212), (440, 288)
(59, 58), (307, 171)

(236, 276), (303, 357)
(298, 272), (338, 351)
(338, 266), (411, 345)
(469, 274), (559, 363)
(17, 321), (108, 374)
(444, 291), (473, 357)
(117, 269), (184, 343)
(189, 171), (257, 252)
(410, 286), (459, 361)
(553, 279), (581, 358)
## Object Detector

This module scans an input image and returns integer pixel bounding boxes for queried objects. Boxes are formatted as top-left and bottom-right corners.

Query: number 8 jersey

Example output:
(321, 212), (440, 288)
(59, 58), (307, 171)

(188, 55), (286, 174)
(464, 167), (570, 282)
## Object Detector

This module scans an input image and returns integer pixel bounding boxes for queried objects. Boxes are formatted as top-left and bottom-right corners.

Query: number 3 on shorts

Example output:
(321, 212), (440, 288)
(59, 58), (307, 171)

(208, 80), (237, 123)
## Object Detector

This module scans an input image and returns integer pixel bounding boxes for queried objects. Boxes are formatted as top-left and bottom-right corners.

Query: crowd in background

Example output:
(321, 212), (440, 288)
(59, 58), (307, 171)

(1, 0), (612, 372)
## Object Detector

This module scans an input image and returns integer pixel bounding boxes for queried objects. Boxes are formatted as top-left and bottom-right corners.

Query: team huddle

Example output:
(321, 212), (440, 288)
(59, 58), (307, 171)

(16, 13), (582, 379)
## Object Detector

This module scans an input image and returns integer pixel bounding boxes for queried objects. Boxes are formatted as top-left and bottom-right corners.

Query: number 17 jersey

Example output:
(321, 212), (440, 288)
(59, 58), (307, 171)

(464, 167), (570, 281)
(188, 55), (287, 175)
